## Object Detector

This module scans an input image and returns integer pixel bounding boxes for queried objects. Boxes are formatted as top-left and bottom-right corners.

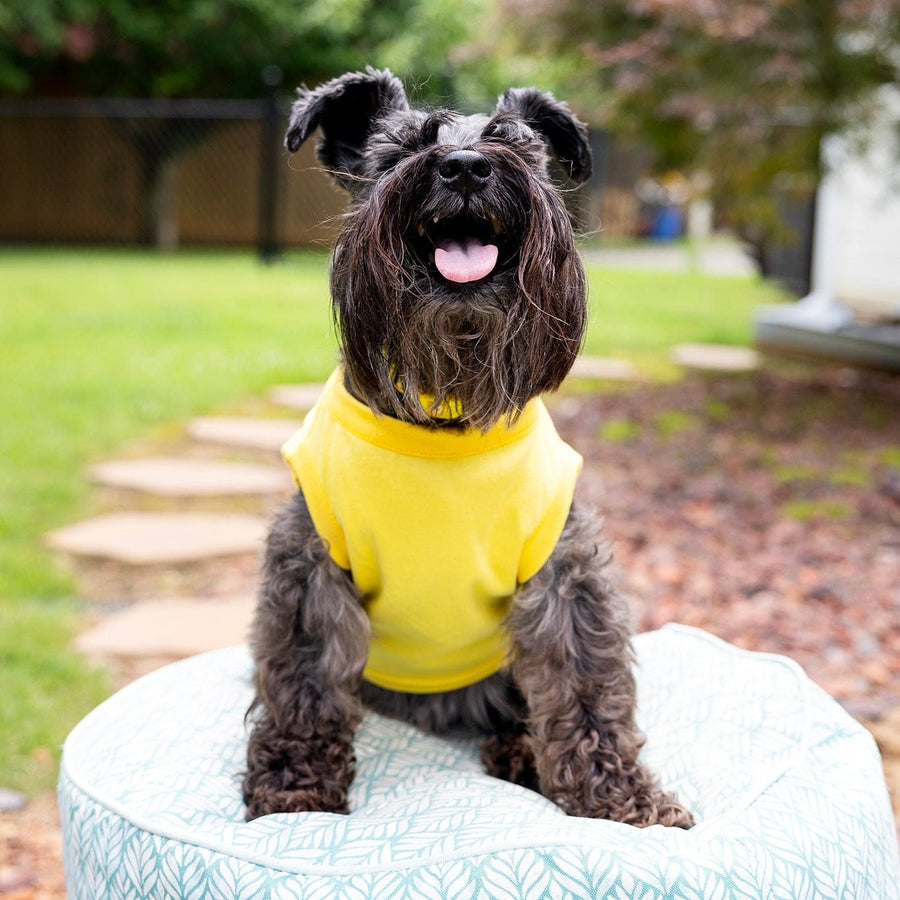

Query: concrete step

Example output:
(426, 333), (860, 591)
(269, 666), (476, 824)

(268, 383), (324, 412)
(46, 512), (266, 565)
(89, 456), (292, 498)
(568, 356), (641, 381)
(47, 512), (266, 601)
(187, 416), (300, 454)
(670, 343), (759, 372)
(76, 594), (255, 661)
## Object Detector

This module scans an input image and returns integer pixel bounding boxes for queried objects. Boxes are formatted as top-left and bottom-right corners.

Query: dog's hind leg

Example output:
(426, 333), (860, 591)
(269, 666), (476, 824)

(242, 493), (369, 819)
(506, 503), (694, 828)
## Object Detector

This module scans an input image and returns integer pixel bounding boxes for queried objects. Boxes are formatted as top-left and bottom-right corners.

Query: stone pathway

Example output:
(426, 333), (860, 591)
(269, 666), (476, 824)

(50, 403), (310, 681)
(51, 350), (754, 682)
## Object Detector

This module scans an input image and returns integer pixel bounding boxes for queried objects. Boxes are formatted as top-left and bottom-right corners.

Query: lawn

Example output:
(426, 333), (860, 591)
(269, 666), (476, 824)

(0, 246), (787, 792)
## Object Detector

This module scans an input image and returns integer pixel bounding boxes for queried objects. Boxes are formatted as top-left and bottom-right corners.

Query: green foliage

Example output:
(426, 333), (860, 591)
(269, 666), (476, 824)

(0, 0), (495, 98)
(500, 0), (900, 263)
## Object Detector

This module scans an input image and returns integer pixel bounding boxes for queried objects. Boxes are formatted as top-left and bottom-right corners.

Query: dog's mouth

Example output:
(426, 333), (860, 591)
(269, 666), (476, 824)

(419, 215), (502, 284)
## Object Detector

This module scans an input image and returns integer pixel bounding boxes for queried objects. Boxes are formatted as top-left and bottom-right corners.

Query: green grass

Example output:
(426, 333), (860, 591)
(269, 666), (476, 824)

(0, 246), (783, 793)
(0, 247), (334, 791)
(583, 265), (785, 374)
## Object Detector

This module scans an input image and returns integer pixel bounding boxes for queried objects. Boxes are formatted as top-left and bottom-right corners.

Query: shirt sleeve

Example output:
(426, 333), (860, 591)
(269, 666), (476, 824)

(517, 434), (582, 584)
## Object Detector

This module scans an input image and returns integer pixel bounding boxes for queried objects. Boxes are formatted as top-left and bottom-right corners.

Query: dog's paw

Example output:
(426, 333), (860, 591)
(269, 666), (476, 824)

(642, 795), (695, 829)
(243, 785), (350, 820)
(603, 789), (695, 830)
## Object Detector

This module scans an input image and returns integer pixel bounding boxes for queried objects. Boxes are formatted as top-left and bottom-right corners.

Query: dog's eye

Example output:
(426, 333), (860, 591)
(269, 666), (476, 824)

(420, 113), (448, 146)
(384, 113), (447, 154)
(483, 117), (535, 146)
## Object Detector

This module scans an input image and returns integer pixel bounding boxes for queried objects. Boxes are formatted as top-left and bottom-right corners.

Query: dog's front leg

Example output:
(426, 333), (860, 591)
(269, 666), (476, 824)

(507, 503), (694, 828)
(242, 492), (369, 819)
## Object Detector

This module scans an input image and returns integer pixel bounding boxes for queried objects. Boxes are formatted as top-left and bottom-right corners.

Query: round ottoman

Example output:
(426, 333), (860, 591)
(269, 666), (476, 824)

(59, 624), (900, 899)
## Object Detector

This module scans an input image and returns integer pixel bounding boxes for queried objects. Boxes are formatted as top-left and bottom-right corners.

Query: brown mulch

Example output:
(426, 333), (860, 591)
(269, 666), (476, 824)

(0, 794), (64, 900)
(551, 362), (900, 834)
(552, 363), (900, 723)
(3, 361), (898, 898)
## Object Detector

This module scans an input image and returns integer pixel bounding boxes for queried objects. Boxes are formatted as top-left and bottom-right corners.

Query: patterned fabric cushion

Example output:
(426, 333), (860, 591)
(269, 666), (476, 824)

(59, 624), (900, 899)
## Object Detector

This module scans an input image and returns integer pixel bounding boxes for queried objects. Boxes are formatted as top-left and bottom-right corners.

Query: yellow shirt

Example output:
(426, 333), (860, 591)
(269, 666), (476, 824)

(282, 369), (582, 694)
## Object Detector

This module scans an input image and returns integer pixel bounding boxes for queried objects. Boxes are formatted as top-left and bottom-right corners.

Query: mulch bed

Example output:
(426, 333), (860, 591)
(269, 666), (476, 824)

(553, 363), (899, 721)
(3, 361), (898, 897)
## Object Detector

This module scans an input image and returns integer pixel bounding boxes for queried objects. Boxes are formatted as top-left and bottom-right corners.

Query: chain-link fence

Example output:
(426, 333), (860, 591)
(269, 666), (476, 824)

(0, 96), (345, 257)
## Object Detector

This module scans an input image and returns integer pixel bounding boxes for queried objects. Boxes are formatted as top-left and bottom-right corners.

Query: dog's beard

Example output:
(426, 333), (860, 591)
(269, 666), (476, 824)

(392, 296), (525, 428)
(331, 143), (586, 431)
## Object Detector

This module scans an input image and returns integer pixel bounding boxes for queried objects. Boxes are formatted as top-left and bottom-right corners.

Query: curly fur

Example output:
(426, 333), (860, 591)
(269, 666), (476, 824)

(242, 68), (694, 829)
(243, 494), (368, 816)
(331, 140), (586, 430)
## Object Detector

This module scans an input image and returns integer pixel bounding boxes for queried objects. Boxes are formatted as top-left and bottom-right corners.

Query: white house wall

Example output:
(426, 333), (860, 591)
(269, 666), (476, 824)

(814, 87), (900, 313)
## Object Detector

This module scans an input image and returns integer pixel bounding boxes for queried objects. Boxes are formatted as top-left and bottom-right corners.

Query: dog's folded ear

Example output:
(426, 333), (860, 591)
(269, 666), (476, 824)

(286, 67), (409, 190)
(494, 88), (592, 185)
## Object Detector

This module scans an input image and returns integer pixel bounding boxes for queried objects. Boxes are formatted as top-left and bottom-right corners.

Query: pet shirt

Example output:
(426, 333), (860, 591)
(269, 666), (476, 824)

(282, 368), (582, 694)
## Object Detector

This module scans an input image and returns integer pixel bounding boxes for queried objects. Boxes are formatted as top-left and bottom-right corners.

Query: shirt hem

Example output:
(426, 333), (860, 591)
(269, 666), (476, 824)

(362, 653), (507, 694)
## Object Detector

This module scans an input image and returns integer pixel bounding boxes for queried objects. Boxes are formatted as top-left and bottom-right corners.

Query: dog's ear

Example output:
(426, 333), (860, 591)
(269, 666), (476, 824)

(286, 67), (409, 190)
(494, 88), (592, 185)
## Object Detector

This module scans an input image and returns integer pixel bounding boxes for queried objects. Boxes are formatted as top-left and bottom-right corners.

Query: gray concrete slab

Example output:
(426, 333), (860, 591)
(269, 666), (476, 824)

(75, 595), (255, 660)
(268, 383), (324, 412)
(46, 512), (267, 565)
(670, 343), (759, 372)
(90, 457), (292, 497)
(568, 356), (641, 381)
(187, 416), (300, 452)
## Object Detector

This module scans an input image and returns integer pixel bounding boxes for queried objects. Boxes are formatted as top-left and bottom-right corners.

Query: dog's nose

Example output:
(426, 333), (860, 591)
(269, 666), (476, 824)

(438, 149), (492, 196)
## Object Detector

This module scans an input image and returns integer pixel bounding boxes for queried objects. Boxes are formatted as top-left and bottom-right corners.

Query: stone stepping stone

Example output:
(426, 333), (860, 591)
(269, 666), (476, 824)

(671, 343), (759, 372)
(89, 456), (292, 498)
(568, 355), (641, 381)
(268, 383), (324, 411)
(187, 416), (300, 452)
(46, 512), (266, 565)
(75, 595), (255, 661)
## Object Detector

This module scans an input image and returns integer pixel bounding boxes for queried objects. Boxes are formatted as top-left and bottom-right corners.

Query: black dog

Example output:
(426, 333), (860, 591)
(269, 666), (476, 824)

(242, 68), (693, 829)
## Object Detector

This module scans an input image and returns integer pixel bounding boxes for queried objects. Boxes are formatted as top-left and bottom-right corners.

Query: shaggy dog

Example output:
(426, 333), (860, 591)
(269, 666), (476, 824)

(242, 68), (693, 829)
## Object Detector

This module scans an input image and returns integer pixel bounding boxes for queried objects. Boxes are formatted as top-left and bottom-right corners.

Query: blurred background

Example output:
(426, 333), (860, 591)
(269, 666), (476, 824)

(0, 0), (896, 289)
(1, 2), (899, 894)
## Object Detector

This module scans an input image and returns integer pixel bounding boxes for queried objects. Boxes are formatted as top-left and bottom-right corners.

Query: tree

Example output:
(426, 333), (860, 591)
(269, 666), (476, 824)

(0, 0), (499, 100)
(500, 0), (900, 276)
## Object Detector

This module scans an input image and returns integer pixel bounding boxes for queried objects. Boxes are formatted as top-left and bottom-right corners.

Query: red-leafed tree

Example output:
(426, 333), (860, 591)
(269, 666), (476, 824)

(502, 0), (899, 274)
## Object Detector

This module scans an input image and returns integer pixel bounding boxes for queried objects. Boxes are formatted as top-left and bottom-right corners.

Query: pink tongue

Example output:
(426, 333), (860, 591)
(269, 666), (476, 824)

(434, 236), (499, 283)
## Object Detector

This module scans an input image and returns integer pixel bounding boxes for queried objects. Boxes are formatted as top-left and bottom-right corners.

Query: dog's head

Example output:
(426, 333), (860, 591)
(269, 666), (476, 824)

(287, 68), (592, 430)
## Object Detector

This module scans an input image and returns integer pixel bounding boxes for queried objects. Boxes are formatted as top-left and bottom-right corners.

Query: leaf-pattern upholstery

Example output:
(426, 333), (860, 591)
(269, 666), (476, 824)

(59, 624), (900, 899)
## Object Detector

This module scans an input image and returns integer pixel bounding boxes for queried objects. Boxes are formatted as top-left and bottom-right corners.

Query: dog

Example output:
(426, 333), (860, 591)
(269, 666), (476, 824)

(242, 68), (694, 829)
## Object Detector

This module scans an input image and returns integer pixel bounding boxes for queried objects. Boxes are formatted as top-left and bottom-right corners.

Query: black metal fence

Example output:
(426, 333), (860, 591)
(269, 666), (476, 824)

(0, 95), (344, 259)
(1, 96), (812, 284)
